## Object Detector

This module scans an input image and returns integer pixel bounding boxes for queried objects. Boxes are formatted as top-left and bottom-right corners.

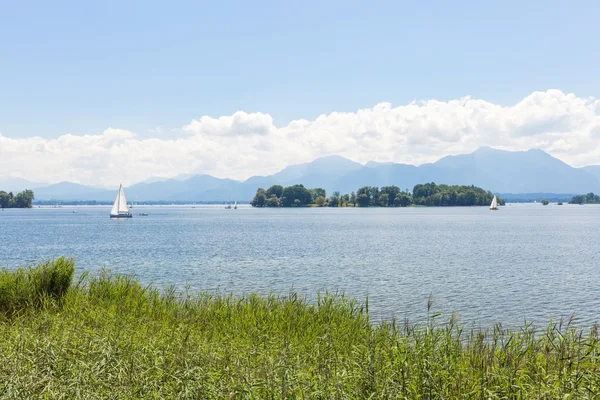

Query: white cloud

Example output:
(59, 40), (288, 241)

(1, 89), (599, 187)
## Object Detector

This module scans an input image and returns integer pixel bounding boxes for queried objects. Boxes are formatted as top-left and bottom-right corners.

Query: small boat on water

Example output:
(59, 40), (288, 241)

(490, 195), (499, 211)
(139, 212), (148, 216)
(110, 184), (133, 218)
(233, 201), (237, 210)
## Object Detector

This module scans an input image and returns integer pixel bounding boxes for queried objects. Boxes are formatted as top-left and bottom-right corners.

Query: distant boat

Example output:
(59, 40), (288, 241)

(225, 204), (232, 209)
(139, 212), (148, 216)
(72, 210), (76, 213)
(490, 195), (499, 211)
(110, 184), (132, 218)
(233, 201), (237, 210)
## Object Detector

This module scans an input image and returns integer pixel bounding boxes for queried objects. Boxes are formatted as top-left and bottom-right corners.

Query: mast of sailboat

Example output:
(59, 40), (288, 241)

(117, 184), (121, 213)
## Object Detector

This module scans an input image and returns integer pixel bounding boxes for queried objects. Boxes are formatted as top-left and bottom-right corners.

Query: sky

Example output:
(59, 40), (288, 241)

(1, 0), (599, 186)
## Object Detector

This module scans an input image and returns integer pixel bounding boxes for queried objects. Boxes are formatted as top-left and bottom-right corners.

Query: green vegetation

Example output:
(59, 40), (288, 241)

(541, 199), (550, 205)
(569, 192), (600, 204)
(2, 259), (600, 398)
(0, 257), (74, 316)
(412, 183), (504, 206)
(0, 189), (34, 208)
(252, 183), (504, 207)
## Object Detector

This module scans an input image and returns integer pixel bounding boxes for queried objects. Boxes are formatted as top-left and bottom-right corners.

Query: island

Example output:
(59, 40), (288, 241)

(568, 192), (600, 204)
(251, 183), (504, 207)
(0, 189), (34, 209)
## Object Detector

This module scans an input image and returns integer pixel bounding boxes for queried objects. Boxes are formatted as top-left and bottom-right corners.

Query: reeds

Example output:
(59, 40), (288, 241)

(0, 257), (74, 316)
(0, 260), (599, 398)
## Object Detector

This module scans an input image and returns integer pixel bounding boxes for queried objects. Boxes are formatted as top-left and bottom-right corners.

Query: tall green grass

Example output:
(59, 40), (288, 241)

(0, 260), (599, 398)
(0, 257), (74, 316)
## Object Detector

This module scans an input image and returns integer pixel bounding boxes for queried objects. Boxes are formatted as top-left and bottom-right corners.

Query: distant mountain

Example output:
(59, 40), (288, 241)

(245, 155), (363, 187)
(415, 147), (600, 193)
(26, 148), (600, 202)
(0, 177), (44, 193)
(129, 175), (240, 202)
(33, 182), (108, 201)
(582, 166), (600, 185)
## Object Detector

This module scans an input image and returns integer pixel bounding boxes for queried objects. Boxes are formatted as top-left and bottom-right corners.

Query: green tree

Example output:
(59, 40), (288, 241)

(266, 185), (283, 199)
(328, 195), (339, 207)
(12, 190), (34, 208)
(378, 193), (389, 207)
(341, 194), (350, 207)
(350, 192), (356, 207)
(394, 193), (412, 207)
(0, 191), (9, 209)
(413, 183), (438, 201)
(356, 186), (373, 207)
(356, 194), (369, 207)
(541, 199), (549, 205)
(411, 183), (502, 207)
(569, 192), (600, 204)
(309, 188), (327, 203)
(266, 195), (280, 207)
(357, 186), (380, 207)
(370, 187), (380, 206)
(282, 185), (312, 207)
(250, 188), (267, 207)
(380, 186), (400, 206)
(0, 190), (33, 208)
(315, 196), (326, 207)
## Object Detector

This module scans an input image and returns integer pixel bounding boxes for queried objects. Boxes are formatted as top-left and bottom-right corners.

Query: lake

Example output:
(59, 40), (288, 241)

(1, 204), (599, 328)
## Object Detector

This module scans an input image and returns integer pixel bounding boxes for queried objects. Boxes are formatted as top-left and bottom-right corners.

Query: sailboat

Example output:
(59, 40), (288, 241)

(110, 184), (133, 218)
(233, 201), (237, 210)
(490, 195), (499, 211)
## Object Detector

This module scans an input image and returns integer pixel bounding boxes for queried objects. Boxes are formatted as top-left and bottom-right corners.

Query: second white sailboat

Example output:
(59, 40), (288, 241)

(490, 195), (499, 211)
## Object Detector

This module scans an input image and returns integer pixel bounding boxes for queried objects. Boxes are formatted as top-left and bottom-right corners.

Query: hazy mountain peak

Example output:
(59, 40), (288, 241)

(306, 155), (362, 167)
(366, 160), (395, 168)
(472, 146), (496, 153)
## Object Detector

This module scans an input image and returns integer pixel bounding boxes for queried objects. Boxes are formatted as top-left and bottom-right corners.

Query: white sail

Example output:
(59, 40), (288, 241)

(110, 184), (129, 216)
(110, 187), (120, 216)
(118, 186), (129, 213)
(490, 195), (498, 209)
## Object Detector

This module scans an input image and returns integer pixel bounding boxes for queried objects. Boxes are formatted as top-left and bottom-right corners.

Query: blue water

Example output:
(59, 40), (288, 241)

(1, 204), (599, 328)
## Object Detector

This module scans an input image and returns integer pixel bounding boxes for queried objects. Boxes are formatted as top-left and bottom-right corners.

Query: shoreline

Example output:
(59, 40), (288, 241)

(1, 259), (599, 397)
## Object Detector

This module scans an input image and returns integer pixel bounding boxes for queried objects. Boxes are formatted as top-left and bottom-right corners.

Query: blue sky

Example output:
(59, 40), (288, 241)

(1, 1), (600, 185)
(1, 0), (598, 139)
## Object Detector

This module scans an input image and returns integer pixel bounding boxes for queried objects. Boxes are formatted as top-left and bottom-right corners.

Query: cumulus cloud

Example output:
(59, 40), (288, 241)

(1, 89), (599, 187)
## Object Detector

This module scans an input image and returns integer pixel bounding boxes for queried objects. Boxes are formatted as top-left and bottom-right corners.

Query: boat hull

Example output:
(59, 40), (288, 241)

(110, 213), (132, 218)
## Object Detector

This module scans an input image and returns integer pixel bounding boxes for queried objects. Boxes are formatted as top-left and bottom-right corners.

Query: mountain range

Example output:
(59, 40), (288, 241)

(2, 147), (600, 202)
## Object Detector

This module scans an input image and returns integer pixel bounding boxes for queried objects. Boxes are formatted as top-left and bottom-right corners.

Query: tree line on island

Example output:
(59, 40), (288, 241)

(251, 183), (505, 207)
(568, 192), (600, 204)
(0, 190), (35, 209)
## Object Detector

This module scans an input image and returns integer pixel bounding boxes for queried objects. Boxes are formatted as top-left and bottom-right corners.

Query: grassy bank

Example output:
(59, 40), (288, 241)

(1, 259), (599, 398)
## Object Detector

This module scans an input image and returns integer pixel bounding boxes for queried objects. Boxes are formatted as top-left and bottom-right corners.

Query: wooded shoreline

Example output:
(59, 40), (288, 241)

(251, 182), (506, 207)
